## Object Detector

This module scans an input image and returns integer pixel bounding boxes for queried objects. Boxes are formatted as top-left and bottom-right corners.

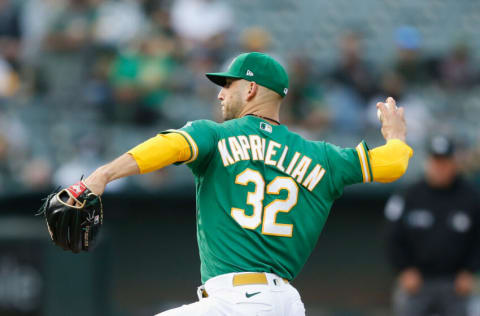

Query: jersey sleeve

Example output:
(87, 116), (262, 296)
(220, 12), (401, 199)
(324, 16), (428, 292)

(161, 120), (218, 173)
(324, 141), (372, 196)
(370, 139), (413, 183)
(128, 133), (191, 173)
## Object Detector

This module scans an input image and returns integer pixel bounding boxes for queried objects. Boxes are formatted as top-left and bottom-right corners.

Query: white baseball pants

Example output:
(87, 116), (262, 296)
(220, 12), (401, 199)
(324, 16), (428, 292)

(155, 272), (306, 316)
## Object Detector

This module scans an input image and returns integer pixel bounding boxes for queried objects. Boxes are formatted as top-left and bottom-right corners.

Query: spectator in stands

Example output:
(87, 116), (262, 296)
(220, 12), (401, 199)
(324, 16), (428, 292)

(144, 0), (177, 40)
(19, 0), (62, 96)
(282, 56), (330, 136)
(0, 0), (22, 71)
(184, 48), (218, 98)
(235, 26), (282, 69)
(0, 0), (21, 97)
(385, 136), (480, 316)
(0, 107), (29, 195)
(392, 26), (432, 86)
(84, 0), (148, 114)
(93, 0), (146, 49)
(109, 32), (179, 125)
(324, 31), (376, 134)
(439, 42), (477, 90)
(170, 0), (233, 52)
(40, 0), (101, 103)
(0, 57), (18, 97)
(44, 0), (99, 53)
(330, 31), (377, 105)
(19, 0), (59, 65)
(240, 27), (272, 53)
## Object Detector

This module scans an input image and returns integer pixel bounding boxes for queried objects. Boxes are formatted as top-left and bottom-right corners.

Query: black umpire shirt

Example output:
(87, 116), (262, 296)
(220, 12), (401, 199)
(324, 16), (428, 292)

(385, 177), (480, 278)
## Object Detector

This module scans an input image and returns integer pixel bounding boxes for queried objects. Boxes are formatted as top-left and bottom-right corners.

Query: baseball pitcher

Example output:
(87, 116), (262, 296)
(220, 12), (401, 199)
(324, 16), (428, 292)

(40, 52), (413, 315)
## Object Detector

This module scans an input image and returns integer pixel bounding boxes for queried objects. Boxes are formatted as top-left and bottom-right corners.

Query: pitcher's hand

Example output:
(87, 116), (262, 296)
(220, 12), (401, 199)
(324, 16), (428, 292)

(66, 169), (108, 206)
(377, 97), (407, 142)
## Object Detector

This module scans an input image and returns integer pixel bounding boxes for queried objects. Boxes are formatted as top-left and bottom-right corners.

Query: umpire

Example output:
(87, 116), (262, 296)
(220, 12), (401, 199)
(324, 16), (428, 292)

(385, 136), (480, 316)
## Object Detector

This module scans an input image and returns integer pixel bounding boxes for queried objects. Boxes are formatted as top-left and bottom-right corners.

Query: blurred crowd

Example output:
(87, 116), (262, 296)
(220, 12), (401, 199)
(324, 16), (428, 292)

(1, 0), (480, 196)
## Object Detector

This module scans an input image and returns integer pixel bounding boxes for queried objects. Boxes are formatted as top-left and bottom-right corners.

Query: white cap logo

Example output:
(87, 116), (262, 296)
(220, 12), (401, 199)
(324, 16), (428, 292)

(283, 88), (288, 95)
(246, 70), (254, 76)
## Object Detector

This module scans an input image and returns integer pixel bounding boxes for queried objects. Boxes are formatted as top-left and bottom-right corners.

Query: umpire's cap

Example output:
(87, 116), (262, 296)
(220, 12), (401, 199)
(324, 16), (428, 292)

(206, 52), (289, 97)
(427, 136), (455, 157)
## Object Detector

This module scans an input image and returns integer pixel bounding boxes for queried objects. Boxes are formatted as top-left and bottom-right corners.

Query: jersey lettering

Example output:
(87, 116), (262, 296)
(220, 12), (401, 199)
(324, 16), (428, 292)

(237, 136), (251, 160)
(285, 152), (300, 175)
(276, 145), (289, 172)
(249, 135), (264, 161)
(229, 136), (246, 162)
(302, 164), (326, 191)
(217, 136), (326, 191)
(265, 141), (281, 166)
(291, 156), (312, 183)
(218, 139), (235, 166)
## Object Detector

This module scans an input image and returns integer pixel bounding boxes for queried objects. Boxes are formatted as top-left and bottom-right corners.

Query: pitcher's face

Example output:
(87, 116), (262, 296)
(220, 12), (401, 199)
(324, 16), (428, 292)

(217, 79), (246, 121)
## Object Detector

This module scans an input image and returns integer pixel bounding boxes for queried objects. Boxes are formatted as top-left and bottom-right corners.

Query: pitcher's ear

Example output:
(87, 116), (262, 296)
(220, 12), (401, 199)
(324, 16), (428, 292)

(246, 81), (258, 101)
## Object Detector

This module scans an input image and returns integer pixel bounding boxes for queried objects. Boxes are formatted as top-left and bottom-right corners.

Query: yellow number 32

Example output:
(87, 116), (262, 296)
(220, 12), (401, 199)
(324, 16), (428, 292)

(231, 168), (298, 237)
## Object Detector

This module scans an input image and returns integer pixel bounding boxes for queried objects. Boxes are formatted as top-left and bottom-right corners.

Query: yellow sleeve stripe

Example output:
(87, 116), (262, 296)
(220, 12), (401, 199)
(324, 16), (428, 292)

(166, 129), (198, 164)
(356, 143), (372, 183)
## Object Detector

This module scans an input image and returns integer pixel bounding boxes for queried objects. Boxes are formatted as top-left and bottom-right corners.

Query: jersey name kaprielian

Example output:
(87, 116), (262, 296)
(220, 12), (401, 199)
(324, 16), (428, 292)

(217, 135), (326, 191)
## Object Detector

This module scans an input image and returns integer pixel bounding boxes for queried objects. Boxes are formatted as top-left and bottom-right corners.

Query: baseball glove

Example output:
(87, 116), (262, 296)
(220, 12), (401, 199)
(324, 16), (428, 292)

(37, 181), (103, 253)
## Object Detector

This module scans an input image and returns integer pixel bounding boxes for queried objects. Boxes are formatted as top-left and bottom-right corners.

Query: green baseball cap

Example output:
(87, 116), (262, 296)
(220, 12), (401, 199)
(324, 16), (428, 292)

(206, 52), (289, 97)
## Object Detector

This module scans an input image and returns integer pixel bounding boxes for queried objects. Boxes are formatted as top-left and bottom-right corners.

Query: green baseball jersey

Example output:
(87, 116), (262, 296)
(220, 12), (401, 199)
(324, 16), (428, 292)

(164, 116), (372, 283)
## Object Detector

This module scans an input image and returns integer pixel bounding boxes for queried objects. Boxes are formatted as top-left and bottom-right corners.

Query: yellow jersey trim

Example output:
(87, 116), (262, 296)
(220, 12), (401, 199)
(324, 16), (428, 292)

(356, 142), (371, 183)
(166, 129), (199, 164)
